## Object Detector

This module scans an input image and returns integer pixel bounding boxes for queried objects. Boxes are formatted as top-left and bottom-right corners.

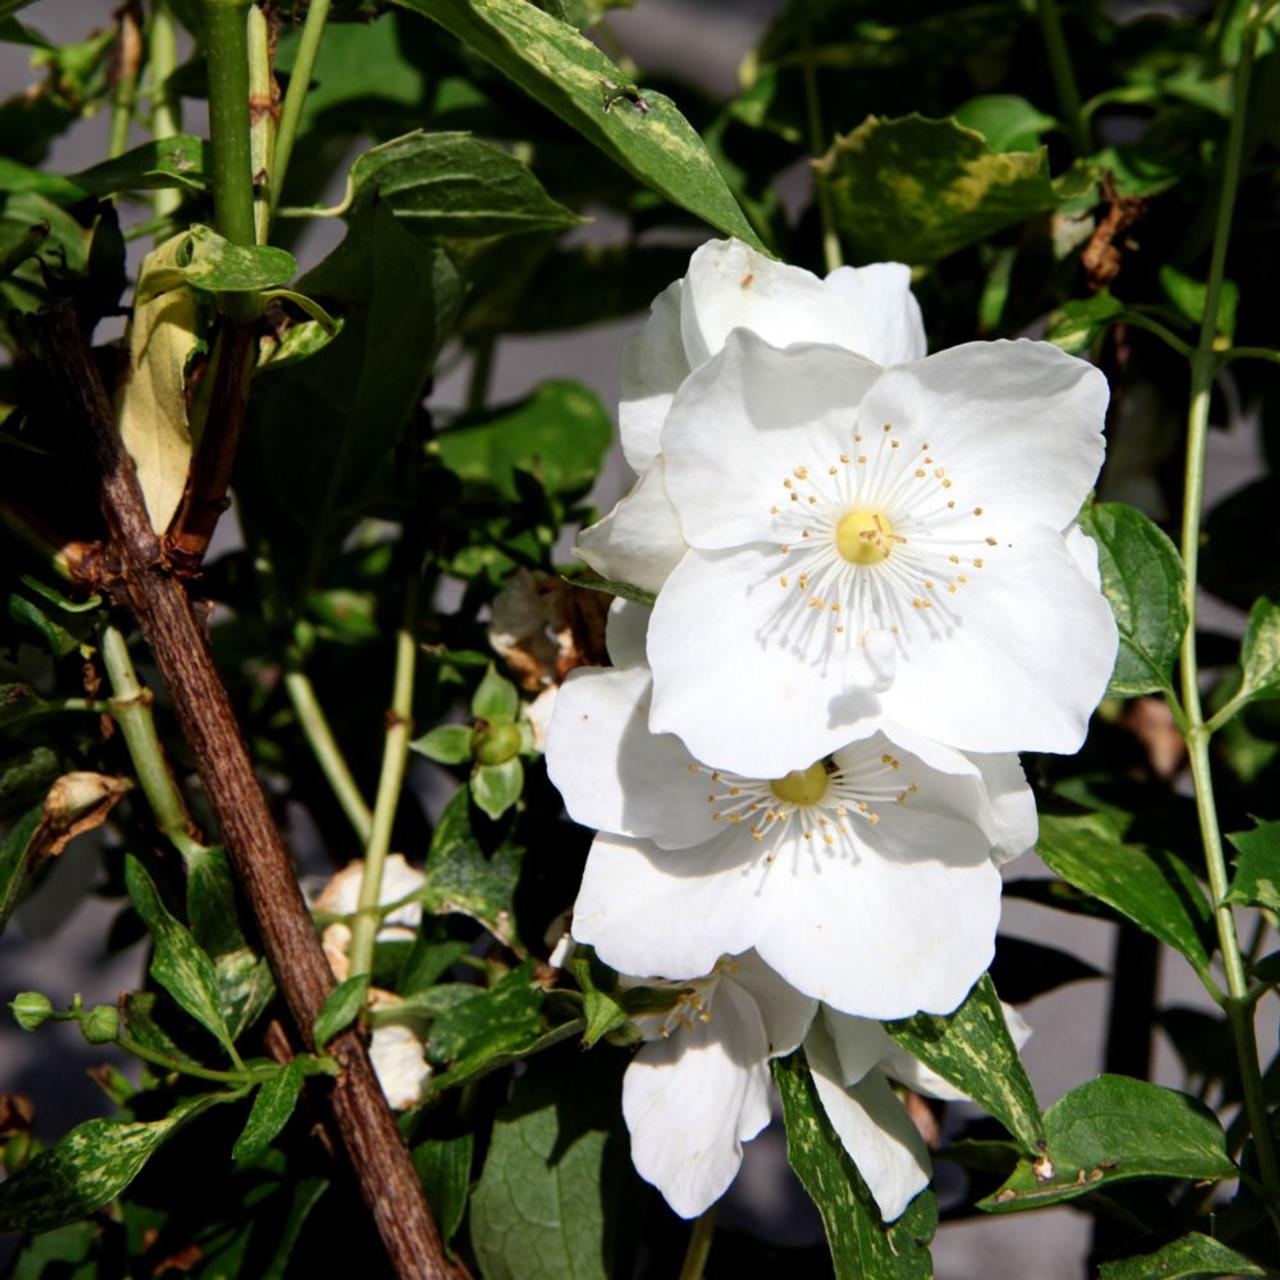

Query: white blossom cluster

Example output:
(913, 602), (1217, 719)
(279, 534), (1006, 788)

(546, 239), (1118, 1220)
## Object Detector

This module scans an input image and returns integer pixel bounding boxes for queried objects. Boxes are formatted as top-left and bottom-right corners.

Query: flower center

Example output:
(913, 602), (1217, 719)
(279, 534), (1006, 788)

(769, 761), (829, 806)
(835, 508), (896, 566)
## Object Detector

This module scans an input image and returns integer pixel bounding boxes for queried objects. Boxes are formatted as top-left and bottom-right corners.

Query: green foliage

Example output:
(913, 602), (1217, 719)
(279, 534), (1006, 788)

(883, 974), (1043, 1152)
(392, 0), (764, 247)
(136, 224), (295, 298)
(312, 974), (370, 1048)
(774, 1052), (937, 1278)
(1098, 1232), (1266, 1279)
(981, 1076), (1237, 1212)
(1236, 595), (1280, 707)
(233, 1062), (306, 1164)
(1225, 819), (1280, 912)
(1037, 812), (1215, 987)
(348, 131), (581, 238)
(1080, 502), (1188, 701)
(469, 1049), (638, 1280)
(818, 114), (1088, 264)
(413, 1134), (475, 1244)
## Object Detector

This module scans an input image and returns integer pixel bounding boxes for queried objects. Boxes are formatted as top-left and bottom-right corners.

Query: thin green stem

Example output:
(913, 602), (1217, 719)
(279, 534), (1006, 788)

(1220, 344), (1280, 366)
(348, 575), (420, 979)
(269, 0), (333, 212)
(101, 625), (209, 865)
(203, 0), (258, 320)
(1206, 686), (1251, 734)
(246, 2), (275, 243)
(1176, 7), (1280, 1219)
(116, 1030), (269, 1085)
(284, 669), (374, 842)
(1115, 312), (1195, 359)
(107, 3), (141, 160)
(677, 1205), (719, 1280)
(148, 0), (183, 225)
(800, 25), (841, 273)
(466, 337), (496, 414)
(1037, 0), (1089, 154)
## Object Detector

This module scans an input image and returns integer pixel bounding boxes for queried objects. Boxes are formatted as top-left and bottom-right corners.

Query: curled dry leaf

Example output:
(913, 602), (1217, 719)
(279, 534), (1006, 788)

(37, 772), (133, 858)
(488, 568), (609, 692)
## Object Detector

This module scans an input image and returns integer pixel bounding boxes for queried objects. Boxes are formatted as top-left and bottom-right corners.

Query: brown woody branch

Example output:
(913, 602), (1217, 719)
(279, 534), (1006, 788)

(27, 304), (454, 1280)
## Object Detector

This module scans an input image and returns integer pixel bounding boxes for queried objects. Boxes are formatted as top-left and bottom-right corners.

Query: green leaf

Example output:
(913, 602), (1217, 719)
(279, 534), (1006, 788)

(312, 973), (370, 1048)
(423, 787), (525, 949)
(0, 800), (44, 935)
(215, 947), (276, 1042)
(1037, 811), (1214, 985)
(469, 1049), (639, 1280)
(953, 95), (1056, 153)
(1160, 264), (1238, 343)
(1098, 1232), (1265, 1280)
(981, 1076), (1237, 1212)
(436, 380), (613, 500)
(1046, 292), (1125, 355)
(883, 973), (1043, 1152)
(0, 1093), (226, 1234)
(471, 758), (523, 821)
(349, 131), (580, 238)
(238, 200), (461, 566)
(818, 114), (1080, 264)
(564, 574), (657, 607)
(472, 664), (520, 721)
(411, 723), (474, 765)
(1225, 818), (1280, 912)
(66, 135), (208, 197)
(260, 1177), (330, 1280)
(1079, 502), (1188, 699)
(391, 0), (763, 247)
(137, 224), (295, 300)
(413, 1134), (474, 1244)
(773, 1052), (937, 1278)
(1236, 595), (1280, 707)
(427, 962), (543, 1064)
(186, 845), (244, 957)
(124, 854), (237, 1053)
(232, 1062), (306, 1165)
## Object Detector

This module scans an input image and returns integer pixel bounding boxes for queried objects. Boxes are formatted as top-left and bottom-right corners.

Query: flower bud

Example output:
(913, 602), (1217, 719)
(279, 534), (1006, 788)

(11, 992), (54, 1032)
(472, 718), (523, 766)
(80, 1004), (120, 1045)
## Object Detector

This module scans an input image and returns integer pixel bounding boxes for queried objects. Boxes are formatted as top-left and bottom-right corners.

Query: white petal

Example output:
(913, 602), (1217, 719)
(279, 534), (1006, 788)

(369, 1024), (431, 1111)
(622, 977), (771, 1218)
(824, 262), (926, 365)
(573, 831), (781, 980)
(619, 280), (687, 473)
(822, 1008), (895, 1087)
(806, 1019), (931, 1222)
(728, 952), (817, 1057)
(314, 854), (424, 932)
(661, 330), (882, 550)
(605, 597), (650, 669)
(970, 753), (1038, 865)
(858, 339), (1108, 531)
(647, 546), (887, 778)
(877, 522), (1118, 754)
(755, 805), (1002, 1018)
(545, 666), (718, 849)
(575, 463), (686, 596)
(680, 239), (870, 367)
(1064, 520), (1102, 588)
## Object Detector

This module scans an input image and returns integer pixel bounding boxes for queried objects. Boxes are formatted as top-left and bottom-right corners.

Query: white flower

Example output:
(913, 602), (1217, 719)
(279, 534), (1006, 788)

(546, 658), (1034, 1018)
(806, 1002), (1032, 1221)
(577, 238), (925, 594)
(618, 951), (816, 1218)
(642, 329), (1117, 776)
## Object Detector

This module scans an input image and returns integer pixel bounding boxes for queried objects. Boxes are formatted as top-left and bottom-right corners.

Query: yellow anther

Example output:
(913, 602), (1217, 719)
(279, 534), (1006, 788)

(780, 575), (789, 588)
(973, 558), (984, 568)
(835, 509), (896, 566)
(986, 536), (998, 546)
(794, 466), (809, 480)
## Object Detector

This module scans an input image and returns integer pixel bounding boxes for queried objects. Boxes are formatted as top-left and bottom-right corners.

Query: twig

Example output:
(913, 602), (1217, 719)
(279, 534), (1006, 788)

(27, 303), (455, 1280)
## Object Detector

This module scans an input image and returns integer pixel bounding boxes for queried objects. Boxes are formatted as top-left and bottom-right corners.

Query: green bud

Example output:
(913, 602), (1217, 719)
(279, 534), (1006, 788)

(11, 992), (54, 1032)
(80, 1004), (120, 1045)
(472, 718), (524, 767)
